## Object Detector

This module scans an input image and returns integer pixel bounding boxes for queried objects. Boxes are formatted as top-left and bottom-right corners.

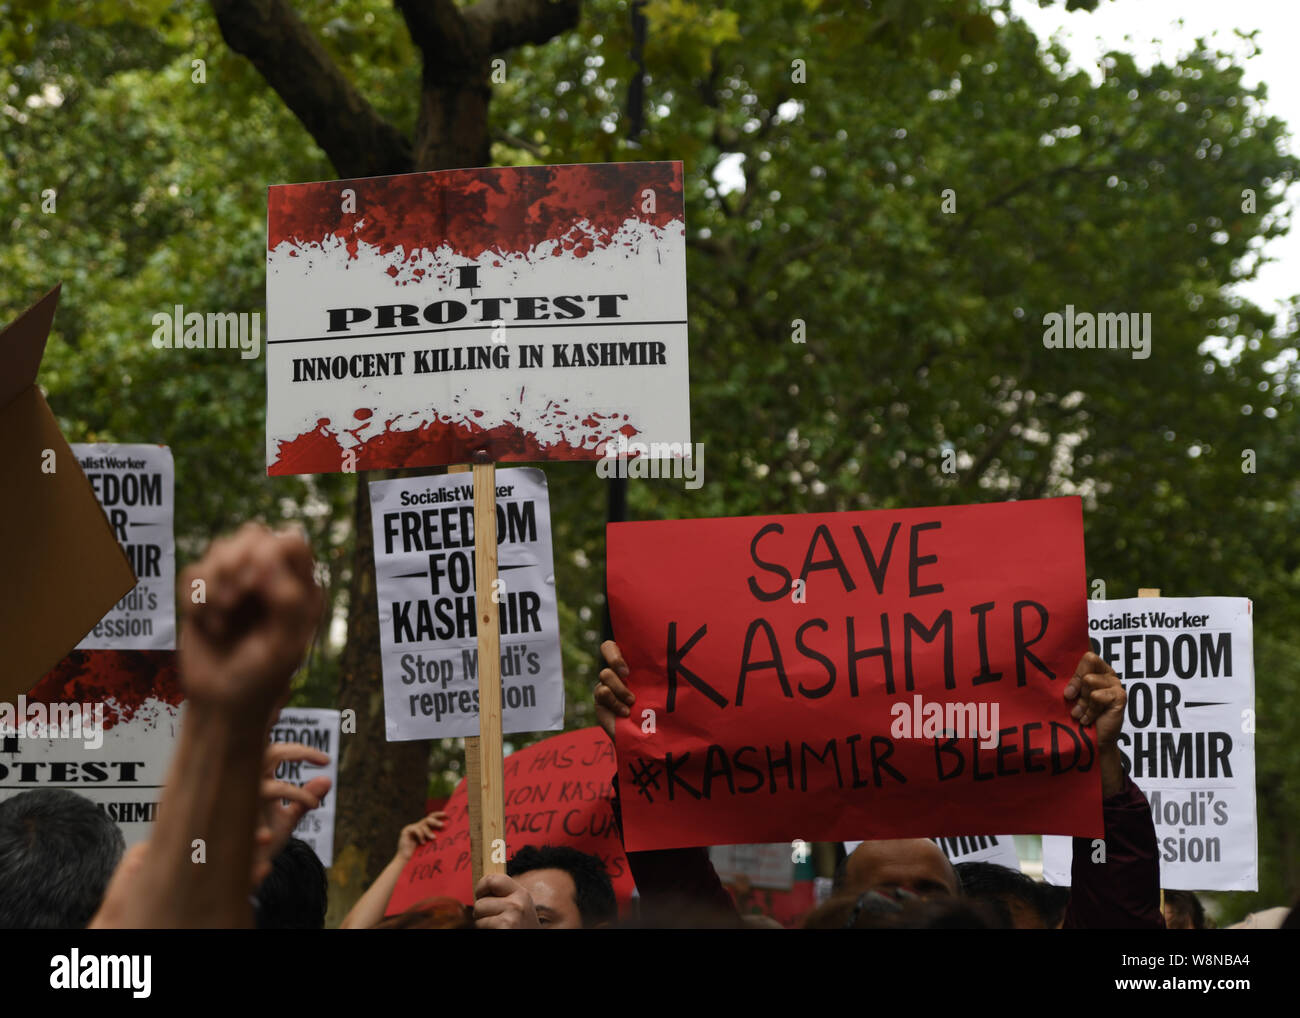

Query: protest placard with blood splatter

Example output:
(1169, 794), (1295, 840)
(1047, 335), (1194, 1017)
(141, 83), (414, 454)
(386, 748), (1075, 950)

(265, 162), (689, 474)
(0, 650), (181, 846)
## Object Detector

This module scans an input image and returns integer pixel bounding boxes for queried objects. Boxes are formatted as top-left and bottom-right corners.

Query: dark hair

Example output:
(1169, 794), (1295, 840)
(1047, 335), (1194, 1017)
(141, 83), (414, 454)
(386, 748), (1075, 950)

(954, 861), (1050, 926)
(1163, 889), (1207, 930)
(953, 860), (1038, 900)
(255, 837), (328, 929)
(506, 844), (617, 927)
(1036, 881), (1071, 928)
(0, 789), (125, 929)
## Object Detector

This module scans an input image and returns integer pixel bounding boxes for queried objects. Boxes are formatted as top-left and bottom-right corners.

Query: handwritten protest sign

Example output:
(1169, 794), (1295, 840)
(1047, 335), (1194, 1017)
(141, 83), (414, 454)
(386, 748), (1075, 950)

(72, 444), (175, 650)
(369, 467), (563, 740)
(386, 727), (635, 914)
(0, 651), (182, 846)
(265, 162), (689, 474)
(1043, 597), (1256, 891)
(607, 497), (1099, 852)
(269, 708), (340, 866)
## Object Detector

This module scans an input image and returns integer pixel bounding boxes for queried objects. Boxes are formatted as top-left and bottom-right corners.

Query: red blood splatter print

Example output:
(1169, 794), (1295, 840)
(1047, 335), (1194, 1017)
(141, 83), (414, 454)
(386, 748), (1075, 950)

(269, 411), (639, 475)
(268, 162), (684, 261)
(25, 650), (181, 731)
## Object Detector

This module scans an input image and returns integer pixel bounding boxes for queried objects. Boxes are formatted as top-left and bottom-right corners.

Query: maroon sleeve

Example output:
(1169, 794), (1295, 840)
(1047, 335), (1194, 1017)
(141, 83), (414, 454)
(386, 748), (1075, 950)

(609, 775), (740, 926)
(1061, 772), (1165, 929)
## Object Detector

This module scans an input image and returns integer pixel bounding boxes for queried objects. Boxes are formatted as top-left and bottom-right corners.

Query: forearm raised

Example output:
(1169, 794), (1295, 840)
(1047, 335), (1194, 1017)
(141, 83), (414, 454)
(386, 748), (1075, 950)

(341, 854), (408, 929)
(128, 703), (269, 928)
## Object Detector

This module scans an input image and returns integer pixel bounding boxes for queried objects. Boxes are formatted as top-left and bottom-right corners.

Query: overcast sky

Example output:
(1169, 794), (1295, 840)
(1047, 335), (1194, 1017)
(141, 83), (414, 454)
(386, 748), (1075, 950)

(1011, 0), (1298, 326)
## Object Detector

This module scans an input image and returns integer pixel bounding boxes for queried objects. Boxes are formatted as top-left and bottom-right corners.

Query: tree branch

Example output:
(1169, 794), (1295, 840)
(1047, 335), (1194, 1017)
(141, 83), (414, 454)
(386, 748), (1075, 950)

(491, 127), (547, 158)
(463, 0), (582, 54)
(394, 0), (581, 168)
(394, 0), (479, 70)
(949, 125), (1138, 244)
(962, 395), (1028, 487)
(208, 0), (412, 178)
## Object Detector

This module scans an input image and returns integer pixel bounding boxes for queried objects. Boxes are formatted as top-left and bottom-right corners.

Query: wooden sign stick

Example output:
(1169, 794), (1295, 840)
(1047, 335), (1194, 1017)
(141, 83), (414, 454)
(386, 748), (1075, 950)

(446, 463), (486, 890)
(471, 457), (506, 881)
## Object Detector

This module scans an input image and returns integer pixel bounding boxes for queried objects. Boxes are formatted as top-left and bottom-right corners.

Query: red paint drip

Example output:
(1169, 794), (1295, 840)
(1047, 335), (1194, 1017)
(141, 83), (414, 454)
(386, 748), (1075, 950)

(269, 412), (640, 475)
(271, 418), (339, 475)
(268, 163), (684, 261)
(25, 650), (181, 731)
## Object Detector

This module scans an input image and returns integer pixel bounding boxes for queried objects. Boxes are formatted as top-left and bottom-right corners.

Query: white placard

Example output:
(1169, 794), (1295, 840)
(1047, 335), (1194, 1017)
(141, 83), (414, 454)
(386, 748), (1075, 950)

(368, 467), (564, 740)
(269, 707), (340, 867)
(710, 843), (796, 891)
(265, 163), (690, 474)
(1043, 597), (1256, 891)
(73, 443), (175, 650)
(1, 692), (181, 847)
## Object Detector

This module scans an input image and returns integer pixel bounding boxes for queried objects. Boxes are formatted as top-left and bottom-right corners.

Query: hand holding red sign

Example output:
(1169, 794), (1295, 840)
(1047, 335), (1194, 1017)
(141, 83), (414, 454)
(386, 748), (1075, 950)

(398, 812), (448, 860)
(595, 639), (636, 740)
(473, 873), (541, 930)
(384, 727), (636, 916)
(606, 497), (1100, 852)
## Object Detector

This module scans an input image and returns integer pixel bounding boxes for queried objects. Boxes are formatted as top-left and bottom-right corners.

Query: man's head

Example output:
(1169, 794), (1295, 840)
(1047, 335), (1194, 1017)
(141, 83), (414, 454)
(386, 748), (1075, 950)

(0, 789), (124, 929)
(955, 861), (1050, 929)
(506, 845), (617, 928)
(254, 837), (328, 929)
(1163, 889), (1207, 930)
(836, 839), (960, 899)
(1037, 881), (1071, 929)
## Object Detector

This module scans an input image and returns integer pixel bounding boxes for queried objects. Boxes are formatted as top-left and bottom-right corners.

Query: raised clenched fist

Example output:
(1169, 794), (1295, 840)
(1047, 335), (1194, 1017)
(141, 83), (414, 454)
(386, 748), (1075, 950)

(179, 523), (323, 716)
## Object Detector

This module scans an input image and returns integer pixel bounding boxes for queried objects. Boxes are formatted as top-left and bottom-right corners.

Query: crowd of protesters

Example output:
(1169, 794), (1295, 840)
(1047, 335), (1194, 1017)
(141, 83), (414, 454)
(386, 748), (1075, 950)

(1, 525), (1295, 930)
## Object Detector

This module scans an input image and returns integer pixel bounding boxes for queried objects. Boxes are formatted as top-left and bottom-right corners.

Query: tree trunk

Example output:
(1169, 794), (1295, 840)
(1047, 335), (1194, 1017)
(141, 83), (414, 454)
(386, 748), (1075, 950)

(325, 65), (493, 923)
(324, 477), (425, 923)
(208, 0), (581, 927)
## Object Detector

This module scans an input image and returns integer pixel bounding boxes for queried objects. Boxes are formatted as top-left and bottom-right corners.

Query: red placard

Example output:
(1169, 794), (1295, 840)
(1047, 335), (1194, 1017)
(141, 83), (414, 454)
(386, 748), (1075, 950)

(386, 727), (635, 915)
(607, 497), (1100, 852)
